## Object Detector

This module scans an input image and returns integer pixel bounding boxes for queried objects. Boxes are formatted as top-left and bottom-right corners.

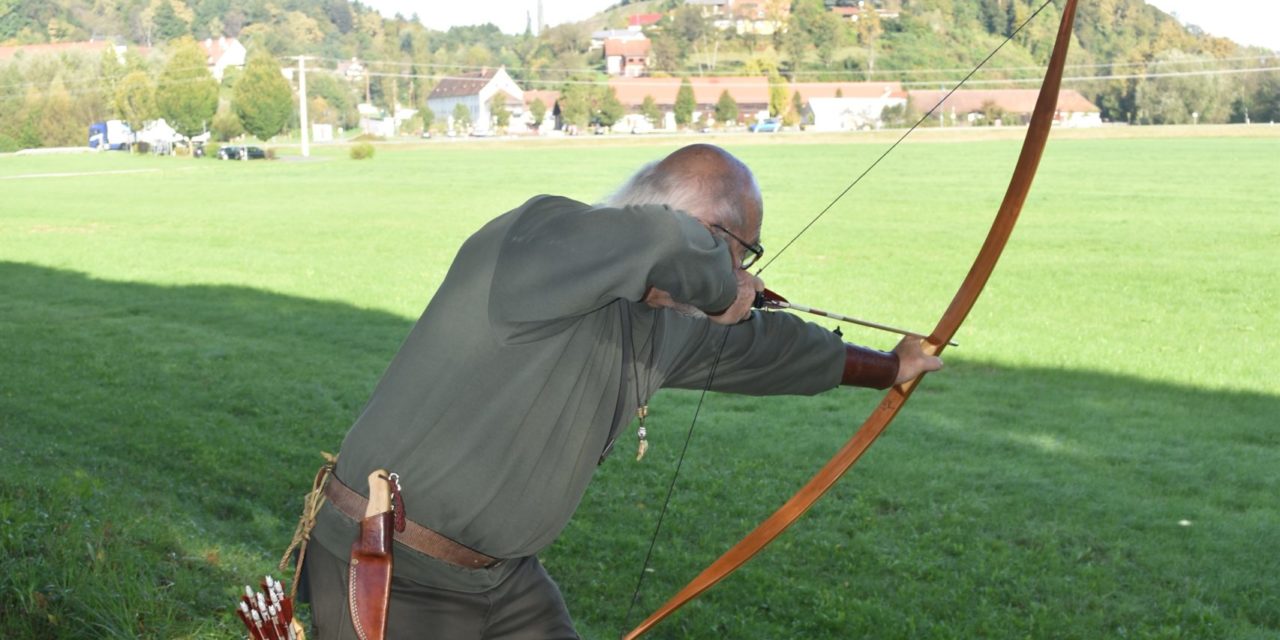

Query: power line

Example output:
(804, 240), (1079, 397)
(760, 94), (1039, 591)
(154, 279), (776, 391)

(901, 65), (1280, 87)
(299, 52), (1277, 78)
(312, 64), (1280, 89)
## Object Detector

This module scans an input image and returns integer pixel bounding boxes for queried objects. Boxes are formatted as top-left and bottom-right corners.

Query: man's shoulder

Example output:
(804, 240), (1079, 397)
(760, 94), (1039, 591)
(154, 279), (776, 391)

(518, 195), (678, 221)
(519, 194), (589, 216)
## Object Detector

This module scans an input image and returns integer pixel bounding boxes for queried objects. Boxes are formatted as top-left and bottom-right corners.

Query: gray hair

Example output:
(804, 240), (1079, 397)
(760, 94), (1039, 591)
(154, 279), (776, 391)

(602, 160), (754, 228)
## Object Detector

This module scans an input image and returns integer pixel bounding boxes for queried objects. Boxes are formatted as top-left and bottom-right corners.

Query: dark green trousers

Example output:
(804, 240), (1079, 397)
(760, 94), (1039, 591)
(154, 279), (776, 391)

(302, 544), (578, 640)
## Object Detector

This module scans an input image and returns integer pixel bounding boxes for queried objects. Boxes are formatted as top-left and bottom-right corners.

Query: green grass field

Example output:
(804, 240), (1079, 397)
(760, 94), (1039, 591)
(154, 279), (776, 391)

(2, 128), (1278, 639)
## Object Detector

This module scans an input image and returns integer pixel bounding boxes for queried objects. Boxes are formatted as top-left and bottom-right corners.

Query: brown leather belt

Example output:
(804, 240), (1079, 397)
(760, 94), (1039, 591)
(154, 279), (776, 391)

(325, 474), (499, 569)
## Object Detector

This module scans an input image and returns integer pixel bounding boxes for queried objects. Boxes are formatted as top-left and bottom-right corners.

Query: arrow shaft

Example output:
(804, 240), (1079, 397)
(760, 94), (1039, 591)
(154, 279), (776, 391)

(768, 300), (959, 347)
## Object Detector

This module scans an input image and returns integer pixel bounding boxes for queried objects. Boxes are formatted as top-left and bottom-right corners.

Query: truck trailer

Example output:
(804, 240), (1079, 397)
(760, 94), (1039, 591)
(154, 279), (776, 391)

(88, 120), (133, 150)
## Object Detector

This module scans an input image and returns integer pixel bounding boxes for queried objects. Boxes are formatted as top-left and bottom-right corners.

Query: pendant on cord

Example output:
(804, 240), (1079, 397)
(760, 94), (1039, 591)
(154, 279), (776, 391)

(635, 405), (649, 461)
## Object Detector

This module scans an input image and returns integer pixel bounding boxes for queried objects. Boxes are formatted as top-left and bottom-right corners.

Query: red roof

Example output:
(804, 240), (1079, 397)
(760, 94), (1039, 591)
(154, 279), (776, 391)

(198, 37), (241, 64)
(428, 68), (499, 99)
(908, 89), (1100, 114)
(603, 38), (651, 57)
(607, 77), (771, 107)
(524, 90), (560, 108)
(790, 81), (906, 99)
(628, 13), (663, 27)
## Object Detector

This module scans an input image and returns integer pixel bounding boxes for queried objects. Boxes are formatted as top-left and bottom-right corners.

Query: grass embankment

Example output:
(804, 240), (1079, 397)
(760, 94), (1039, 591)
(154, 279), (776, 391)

(1, 132), (1276, 638)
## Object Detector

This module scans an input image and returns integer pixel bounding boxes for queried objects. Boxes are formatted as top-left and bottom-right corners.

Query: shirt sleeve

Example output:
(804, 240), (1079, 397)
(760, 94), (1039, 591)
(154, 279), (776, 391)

(489, 197), (739, 338)
(662, 310), (846, 396)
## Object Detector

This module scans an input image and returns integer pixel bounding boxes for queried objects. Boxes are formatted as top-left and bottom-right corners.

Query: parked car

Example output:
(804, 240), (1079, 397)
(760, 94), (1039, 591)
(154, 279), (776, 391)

(218, 145), (266, 160)
(750, 118), (782, 133)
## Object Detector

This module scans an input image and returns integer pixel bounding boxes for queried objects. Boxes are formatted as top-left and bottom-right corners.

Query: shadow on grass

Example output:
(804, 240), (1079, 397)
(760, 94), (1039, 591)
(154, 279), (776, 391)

(0, 262), (410, 638)
(1, 262), (1277, 639)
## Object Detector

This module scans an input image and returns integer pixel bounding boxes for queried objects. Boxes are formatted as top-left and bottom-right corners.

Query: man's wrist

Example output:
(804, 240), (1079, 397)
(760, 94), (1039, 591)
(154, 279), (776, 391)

(840, 343), (900, 389)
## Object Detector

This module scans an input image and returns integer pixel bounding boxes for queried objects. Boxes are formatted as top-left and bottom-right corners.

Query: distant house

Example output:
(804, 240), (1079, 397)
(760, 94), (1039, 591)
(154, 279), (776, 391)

(685, 0), (738, 30)
(790, 82), (907, 130)
(426, 67), (524, 134)
(730, 0), (788, 35)
(522, 90), (561, 133)
(686, 0), (730, 18)
(907, 89), (1102, 127)
(829, 4), (900, 22)
(356, 102), (418, 137)
(591, 28), (646, 50)
(199, 37), (245, 81)
(604, 38), (651, 77)
(336, 57), (365, 81)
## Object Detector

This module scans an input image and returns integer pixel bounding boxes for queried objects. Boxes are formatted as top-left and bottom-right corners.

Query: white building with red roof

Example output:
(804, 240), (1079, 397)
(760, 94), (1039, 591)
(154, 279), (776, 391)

(199, 36), (245, 81)
(426, 67), (524, 134)
(604, 38), (652, 77)
(789, 82), (907, 130)
(521, 90), (561, 133)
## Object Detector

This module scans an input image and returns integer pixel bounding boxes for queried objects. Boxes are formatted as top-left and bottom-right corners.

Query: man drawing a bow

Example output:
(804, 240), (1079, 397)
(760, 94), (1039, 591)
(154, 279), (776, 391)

(302, 143), (942, 639)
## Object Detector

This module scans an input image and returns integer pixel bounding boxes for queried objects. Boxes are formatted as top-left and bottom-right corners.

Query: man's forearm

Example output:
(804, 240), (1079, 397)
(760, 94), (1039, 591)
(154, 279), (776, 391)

(841, 344), (899, 389)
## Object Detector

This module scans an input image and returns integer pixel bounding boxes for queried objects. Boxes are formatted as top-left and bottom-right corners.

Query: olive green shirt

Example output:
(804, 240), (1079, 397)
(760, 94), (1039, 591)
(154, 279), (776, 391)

(313, 195), (845, 592)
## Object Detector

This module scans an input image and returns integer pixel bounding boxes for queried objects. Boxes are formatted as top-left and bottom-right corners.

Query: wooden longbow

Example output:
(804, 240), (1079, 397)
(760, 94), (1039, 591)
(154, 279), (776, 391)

(623, 0), (1080, 636)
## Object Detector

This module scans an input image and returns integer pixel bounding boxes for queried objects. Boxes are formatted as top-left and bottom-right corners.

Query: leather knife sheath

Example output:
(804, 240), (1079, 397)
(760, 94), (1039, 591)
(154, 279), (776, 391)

(348, 470), (394, 640)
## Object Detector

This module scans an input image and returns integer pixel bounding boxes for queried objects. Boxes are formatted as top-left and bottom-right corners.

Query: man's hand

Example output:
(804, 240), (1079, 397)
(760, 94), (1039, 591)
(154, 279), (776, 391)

(707, 270), (764, 325)
(892, 335), (944, 385)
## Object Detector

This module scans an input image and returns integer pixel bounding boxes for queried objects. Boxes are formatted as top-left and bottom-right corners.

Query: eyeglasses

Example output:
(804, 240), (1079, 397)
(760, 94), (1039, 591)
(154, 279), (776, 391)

(712, 224), (765, 270)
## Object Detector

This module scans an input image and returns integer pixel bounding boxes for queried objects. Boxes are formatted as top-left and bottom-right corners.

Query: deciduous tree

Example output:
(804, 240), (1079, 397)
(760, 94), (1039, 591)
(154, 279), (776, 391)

(797, 0), (845, 68)
(855, 7), (883, 79)
(211, 105), (244, 141)
(790, 90), (806, 127)
(452, 102), (472, 131)
(674, 77), (696, 128)
(768, 74), (789, 117)
(99, 48), (125, 114)
(714, 89), (738, 126)
(490, 94), (511, 129)
(151, 0), (190, 41)
(157, 37), (218, 139)
(558, 83), (591, 129)
(233, 47), (293, 140)
(529, 98), (547, 128)
(640, 95), (661, 126)
(37, 77), (79, 147)
(1134, 50), (1234, 124)
(594, 87), (625, 129)
(116, 70), (157, 146)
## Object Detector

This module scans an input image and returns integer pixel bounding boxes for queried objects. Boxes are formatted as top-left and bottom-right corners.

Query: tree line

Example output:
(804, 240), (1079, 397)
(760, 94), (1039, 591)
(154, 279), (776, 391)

(1, 0), (1277, 150)
(0, 39), (361, 151)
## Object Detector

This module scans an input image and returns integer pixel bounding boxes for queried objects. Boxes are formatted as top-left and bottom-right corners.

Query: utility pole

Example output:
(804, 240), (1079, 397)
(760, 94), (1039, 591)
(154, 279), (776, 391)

(296, 55), (311, 157)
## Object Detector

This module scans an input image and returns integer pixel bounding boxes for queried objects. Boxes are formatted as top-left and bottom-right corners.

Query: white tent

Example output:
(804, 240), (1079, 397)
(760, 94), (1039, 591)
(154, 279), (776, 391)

(136, 119), (183, 146)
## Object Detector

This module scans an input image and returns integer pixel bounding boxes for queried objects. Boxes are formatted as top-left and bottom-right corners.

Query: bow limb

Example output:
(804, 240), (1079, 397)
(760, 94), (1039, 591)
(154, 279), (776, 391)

(621, 1), (1079, 637)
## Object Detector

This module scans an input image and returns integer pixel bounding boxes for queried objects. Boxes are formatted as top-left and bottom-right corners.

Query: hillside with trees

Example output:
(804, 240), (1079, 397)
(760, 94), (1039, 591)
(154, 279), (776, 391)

(1, 0), (1276, 150)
